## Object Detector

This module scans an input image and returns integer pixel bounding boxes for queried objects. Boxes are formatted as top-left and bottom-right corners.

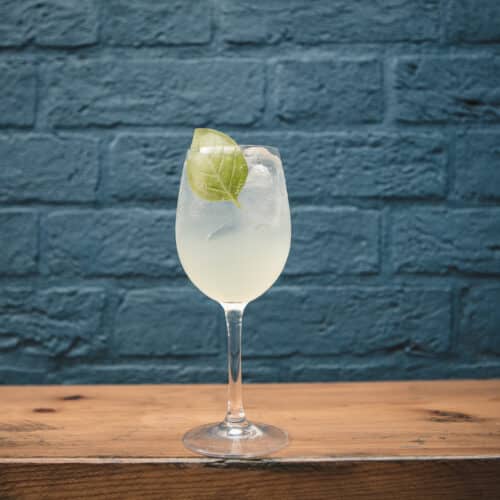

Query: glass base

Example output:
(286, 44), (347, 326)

(183, 420), (288, 458)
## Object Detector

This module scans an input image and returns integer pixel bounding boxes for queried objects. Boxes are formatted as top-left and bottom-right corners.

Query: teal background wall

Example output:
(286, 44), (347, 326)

(1, 0), (500, 383)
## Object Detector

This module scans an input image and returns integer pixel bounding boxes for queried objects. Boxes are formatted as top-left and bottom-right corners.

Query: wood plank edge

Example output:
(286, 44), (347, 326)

(1, 456), (499, 465)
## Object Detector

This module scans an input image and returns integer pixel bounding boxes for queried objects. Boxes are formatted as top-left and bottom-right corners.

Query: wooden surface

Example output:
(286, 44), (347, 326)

(0, 380), (499, 499)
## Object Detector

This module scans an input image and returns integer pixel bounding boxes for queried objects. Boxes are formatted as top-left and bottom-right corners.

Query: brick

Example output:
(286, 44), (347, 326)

(0, 212), (38, 275)
(401, 359), (500, 381)
(454, 132), (500, 200)
(0, 368), (49, 384)
(108, 134), (190, 201)
(0, 1), (32, 46)
(33, 0), (97, 47)
(0, 135), (98, 202)
(221, 0), (439, 44)
(392, 209), (500, 274)
(0, 289), (33, 313)
(289, 358), (407, 382)
(46, 60), (264, 127)
(286, 207), (379, 276)
(244, 287), (451, 356)
(394, 57), (500, 123)
(460, 287), (500, 355)
(115, 289), (220, 356)
(0, 0), (97, 47)
(0, 60), (36, 127)
(102, 0), (211, 46)
(0, 287), (105, 357)
(430, 362), (500, 379)
(44, 210), (179, 277)
(445, 0), (500, 42)
(243, 361), (291, 383)
(274, 59), (382, 125)
(48, 364), (225, 384)
(245, 133), (445, 201)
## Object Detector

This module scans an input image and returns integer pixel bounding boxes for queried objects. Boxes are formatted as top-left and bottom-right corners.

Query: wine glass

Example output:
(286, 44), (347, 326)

(176, 144), (291, 457)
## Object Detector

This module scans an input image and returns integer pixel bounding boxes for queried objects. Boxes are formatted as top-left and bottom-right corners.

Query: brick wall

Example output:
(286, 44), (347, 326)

(1, 0), (499, 384)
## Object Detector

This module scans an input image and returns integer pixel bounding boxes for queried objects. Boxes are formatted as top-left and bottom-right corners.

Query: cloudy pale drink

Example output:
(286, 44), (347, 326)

(176, 146), (291, 303)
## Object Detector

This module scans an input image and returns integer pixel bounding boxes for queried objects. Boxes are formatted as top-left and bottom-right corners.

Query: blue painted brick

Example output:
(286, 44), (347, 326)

(445, 0), (500, 42)
(0, 288), (33, 312)
(460, 287), (500, 355)
(392, 209), (500, 274)
(432, 363), (500, 380)
(0, 134), (99, 202)
(0, 1), (32, 47)
(0, 287), (105, 357)
(45, 59), (265, 127)
(243, 361), (291, 383)
(220, 0), (440, 44)
(101, 0), (211, 46)
(286, 207), (379, 276)
(107, 130), (446, 204)
(289, 359), (408, 383)
(48, 364), (225, 384)
(0, 0), (499, 385)
(115, 288), (220, 356)
(32, 0), (97, 47)
(0, 0), (97, 47)
(244, 287), (451, 356)
(108, 133), (190, 201)
(0, 60), (36, 127)
(394, 57), (500, 123)
(43, 210), (179, 277)
(0, 368), (50, 384)
(0, 211), (38, 275)
(454, 132), (500, 201)
(274, 58), (383, 125)
(234, 132), (446, 202)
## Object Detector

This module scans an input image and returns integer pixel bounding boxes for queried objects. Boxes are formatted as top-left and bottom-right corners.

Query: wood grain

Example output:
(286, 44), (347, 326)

(1, 459), (499, 500)
(0, 380), (499, 499)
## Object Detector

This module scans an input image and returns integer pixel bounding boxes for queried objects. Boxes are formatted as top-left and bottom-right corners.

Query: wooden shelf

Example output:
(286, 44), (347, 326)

(1, 380), (499, 499)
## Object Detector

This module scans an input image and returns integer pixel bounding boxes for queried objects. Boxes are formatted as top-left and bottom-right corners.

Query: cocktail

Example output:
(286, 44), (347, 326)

(176, 129), (291, 457)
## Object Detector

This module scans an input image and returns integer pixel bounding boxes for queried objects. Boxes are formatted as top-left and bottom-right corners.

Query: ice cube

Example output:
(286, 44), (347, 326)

(238, 146), (283, 226)
(245, 162), (272, 189)
(243, 146), (280, 167)
(242, 146), (279, 191)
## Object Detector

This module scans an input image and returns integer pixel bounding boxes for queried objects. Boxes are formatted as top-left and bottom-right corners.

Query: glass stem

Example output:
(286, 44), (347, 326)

(222, 303), (247, 426)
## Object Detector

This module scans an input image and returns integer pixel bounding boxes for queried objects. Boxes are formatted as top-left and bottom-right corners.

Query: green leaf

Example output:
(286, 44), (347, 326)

(186, 129), (248, 208)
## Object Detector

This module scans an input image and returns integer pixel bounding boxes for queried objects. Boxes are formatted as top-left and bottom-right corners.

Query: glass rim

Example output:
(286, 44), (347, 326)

(187, 144), (280, 157)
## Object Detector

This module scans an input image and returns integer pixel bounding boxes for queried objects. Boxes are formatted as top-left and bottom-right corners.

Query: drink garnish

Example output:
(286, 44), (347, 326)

(186, 128), (248, 208)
